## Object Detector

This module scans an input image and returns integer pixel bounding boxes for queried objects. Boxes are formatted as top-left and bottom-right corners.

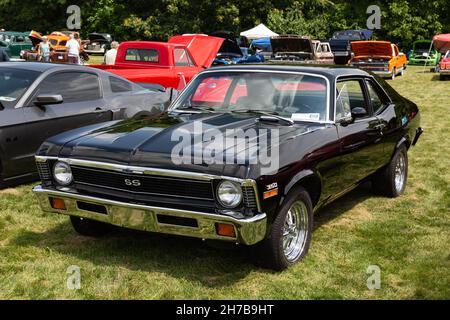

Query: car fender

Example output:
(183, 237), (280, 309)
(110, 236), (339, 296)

(282, 169), (322, 207)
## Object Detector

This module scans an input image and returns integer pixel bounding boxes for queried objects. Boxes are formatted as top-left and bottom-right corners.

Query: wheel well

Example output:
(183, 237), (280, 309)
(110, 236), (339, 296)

(293, 175), (321, 208)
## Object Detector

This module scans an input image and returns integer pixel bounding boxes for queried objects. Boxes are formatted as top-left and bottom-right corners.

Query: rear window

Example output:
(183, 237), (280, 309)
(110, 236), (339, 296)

(110, 76), (133, 93)
(125, 48), (159, 63)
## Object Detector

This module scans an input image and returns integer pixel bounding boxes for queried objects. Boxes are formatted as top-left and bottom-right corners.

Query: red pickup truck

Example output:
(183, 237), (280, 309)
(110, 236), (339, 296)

(90, 35), (224, 90)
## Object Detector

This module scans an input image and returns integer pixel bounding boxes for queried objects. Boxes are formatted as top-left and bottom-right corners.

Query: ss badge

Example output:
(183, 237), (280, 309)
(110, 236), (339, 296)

(124, 179), (141, 187)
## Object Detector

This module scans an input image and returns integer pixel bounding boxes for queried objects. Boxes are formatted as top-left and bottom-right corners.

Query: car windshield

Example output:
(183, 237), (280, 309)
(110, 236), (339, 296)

(445, 51), (450, 59)
(332, 31), (362, 41)
(172, 72), (329, 122)
(0, 68), (40, 108)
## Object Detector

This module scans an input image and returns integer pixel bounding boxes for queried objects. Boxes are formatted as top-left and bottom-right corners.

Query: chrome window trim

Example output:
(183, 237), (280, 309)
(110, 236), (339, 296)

(333, 74), (392, 123)
(170, 69), (332, 123)
(35, 156), (261, 212)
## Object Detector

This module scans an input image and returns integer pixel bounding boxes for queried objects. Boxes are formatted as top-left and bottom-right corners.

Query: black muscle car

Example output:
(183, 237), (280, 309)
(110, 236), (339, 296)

(0, 62), (173, 188)
(33, 65), (423, 270)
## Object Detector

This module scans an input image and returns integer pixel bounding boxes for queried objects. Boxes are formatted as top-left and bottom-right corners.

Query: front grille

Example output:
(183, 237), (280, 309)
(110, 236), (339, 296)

(242, 186), (258, 209)
(71, 166), (215, 201)
(36, 161), (51, 181)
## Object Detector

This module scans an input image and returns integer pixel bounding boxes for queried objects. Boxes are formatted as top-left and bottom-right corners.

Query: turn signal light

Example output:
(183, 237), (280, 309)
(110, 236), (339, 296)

(50, 197), (66, 210)
(216, 223), (236, 238)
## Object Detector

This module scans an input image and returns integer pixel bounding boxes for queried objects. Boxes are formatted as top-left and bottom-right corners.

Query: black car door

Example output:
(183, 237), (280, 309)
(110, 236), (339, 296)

(335, 78), (384, 193)
(22, 71), (112, 169)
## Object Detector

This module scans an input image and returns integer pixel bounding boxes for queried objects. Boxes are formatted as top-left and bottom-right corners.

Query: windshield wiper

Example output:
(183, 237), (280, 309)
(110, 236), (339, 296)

(231, 109), (294, 125)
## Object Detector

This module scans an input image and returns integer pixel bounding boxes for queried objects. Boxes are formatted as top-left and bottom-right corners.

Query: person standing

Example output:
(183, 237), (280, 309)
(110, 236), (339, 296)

(66, 33), (80, 64)
(104, 41), (119, 65)
(38, 36), (50, 62)
(0, 46), (9, 62)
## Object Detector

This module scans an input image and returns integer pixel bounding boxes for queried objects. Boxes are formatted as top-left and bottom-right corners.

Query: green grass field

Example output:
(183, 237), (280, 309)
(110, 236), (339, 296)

(0, 66), (449, 299)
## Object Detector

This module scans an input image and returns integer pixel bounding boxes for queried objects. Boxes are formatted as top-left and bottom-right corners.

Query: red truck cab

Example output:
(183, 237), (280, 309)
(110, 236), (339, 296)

(90, 35), (224, 89)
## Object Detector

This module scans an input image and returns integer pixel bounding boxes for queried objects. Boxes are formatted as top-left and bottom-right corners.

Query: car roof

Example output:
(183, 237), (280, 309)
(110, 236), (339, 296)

(0, 62), (110, 76)
(207, 64), (370, 80)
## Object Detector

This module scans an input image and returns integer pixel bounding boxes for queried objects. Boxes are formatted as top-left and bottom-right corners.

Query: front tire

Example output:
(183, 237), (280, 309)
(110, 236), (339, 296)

(70, 216), (112, 237)
(391, 68), (396, 80)
(372, 145), (408, 197)
(255, 187), (313, 270)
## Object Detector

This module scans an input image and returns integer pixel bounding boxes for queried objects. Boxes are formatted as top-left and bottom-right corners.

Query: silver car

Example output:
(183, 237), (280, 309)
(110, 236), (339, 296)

(0, 62), (174, 188)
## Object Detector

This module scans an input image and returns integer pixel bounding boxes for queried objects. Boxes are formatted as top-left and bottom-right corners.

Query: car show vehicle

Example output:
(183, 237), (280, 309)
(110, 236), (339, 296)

(312, 40), (334, 64)
(0, 62), (173, 188)
(84, 33), (113, 55)
(329, 29), (372, 64)
(33, 65), (422, 270)
(270, 35), (315, 63)
(408, 40), (441, 65)
(438, 50), (450, 80)
(21, 31), (70, 62)
(89, 34), (225, 89)
(350, 41), (407, 80)
(209, 31), (264, 65)
(0, 31), (32, 58)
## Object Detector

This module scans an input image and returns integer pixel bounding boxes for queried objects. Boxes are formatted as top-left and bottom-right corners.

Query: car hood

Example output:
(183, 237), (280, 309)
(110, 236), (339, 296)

(88, 33), (112, 42)
(28, 30), (43, 47)
(168, 34), (225, 68)
(271, 37), (313, 54)
(55, 112), (321, 177)
(352, 41), (392, 58)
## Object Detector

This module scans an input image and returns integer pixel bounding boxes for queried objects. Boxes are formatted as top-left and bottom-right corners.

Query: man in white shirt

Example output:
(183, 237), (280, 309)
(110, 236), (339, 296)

(105, 41), (119, 65)
(66, 34), (80, 64)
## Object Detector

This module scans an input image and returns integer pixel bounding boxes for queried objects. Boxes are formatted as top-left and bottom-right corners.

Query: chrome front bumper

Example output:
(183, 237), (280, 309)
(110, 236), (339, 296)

(32, 185), (267, 245)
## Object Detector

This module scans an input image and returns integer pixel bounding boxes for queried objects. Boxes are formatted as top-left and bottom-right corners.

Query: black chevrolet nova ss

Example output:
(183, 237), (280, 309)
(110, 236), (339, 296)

(33, 65), (423, 270)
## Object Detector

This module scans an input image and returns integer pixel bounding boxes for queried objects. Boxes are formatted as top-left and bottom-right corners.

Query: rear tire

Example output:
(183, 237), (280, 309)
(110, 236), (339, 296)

(254, 187), (313, 271)
(372, 145), (408, 197)
(70, 216), (112, 237)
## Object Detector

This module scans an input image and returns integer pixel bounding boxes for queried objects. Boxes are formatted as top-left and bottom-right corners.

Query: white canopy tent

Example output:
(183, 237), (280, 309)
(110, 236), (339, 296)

(240, 23), (279, 40)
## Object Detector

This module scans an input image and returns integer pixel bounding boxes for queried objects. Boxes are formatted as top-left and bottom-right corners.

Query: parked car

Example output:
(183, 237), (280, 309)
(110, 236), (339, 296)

(408, 40), (441, 65)
(0, 62), (174, 188)
(89, 34), (224, 89)
(0, 31), (32, 58)
(312, 40), (334, 64)
(21, 31), (69, 62)
(438, 50), (450, 80)
(329, 30), (372, 64)
(250, 37), (272, 61)
(270, 35), (315, 62)
(32, 65), (422, 270)
(20, 31), (89, 64)
(349, 41), (408, 80)
(84, 33), (113, 55)
(209, 31), (264, 65)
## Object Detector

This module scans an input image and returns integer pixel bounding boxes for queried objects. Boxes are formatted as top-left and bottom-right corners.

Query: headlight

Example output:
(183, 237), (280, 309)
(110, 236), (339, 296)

(53, 161), (73, 186)
(217, 181), (242, 208)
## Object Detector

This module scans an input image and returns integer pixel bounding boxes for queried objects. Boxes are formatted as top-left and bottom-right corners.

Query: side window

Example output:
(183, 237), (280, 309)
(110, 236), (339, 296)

(365, 79), (389, 114)
(35, 72), (101, 103)
(110, 76), (132, 93)
(336, 80), (368, 120)
(174, 48), (194, 67)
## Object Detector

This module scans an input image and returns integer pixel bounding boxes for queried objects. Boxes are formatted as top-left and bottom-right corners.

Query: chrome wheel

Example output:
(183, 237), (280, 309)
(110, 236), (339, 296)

(283, 200), (309, 262)
(394, 152), (406, 193)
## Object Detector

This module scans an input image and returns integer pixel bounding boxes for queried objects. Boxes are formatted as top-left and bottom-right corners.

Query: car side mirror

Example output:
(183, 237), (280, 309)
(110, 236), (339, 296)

(34, 94), (63, 107)
(351, 107), (367, 118)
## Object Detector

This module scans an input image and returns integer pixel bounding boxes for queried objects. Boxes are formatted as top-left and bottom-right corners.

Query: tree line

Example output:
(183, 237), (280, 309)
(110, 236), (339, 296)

(0, 0), (449, 50)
